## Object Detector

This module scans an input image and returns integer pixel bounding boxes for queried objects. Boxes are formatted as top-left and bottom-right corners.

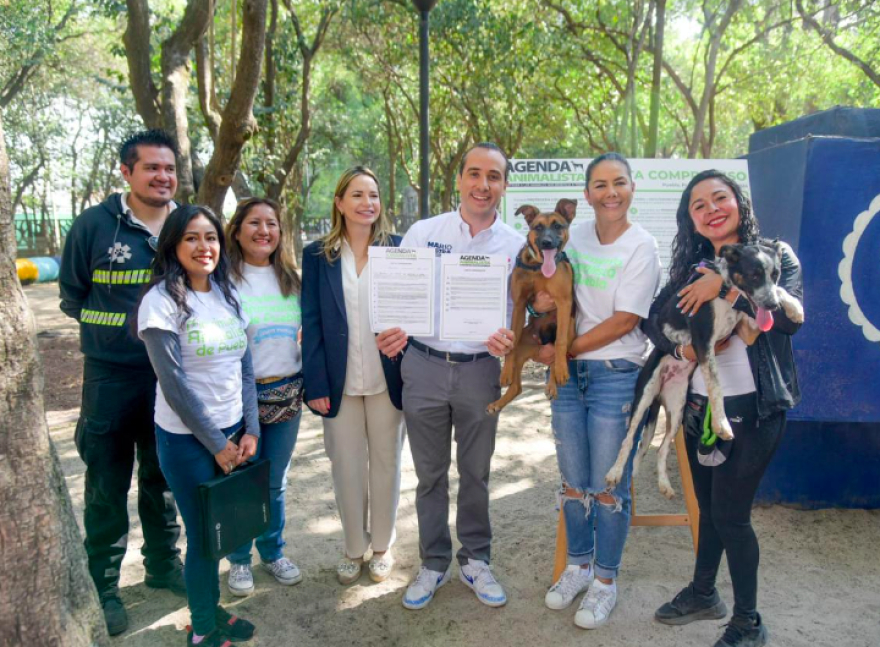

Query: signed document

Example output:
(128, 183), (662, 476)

(440, 254), (508, 341)
(369, 247), (435, 336)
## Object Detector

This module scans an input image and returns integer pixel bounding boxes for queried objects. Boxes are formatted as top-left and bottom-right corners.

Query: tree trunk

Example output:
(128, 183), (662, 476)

(123, 0), (162, 129)
(0, 109), (109, 647)
(198, 0), (269, 215)
(646, 0), (666, 158)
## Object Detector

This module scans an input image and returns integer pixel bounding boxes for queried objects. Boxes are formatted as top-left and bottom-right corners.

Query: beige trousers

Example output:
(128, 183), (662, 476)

(322, 392), (405, 559)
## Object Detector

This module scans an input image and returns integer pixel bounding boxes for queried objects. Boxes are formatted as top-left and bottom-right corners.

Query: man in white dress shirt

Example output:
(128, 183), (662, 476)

(377, 143), (523, 610)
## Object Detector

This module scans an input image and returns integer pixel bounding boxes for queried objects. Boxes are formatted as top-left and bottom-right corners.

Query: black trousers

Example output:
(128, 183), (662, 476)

(684, 392), (786, 621)
(74, 358), (182, 598)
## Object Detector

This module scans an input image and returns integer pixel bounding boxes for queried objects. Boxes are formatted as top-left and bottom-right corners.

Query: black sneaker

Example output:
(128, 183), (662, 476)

(145, 567), (187, 597)
(186, 628), (238, 646)
(215, 606), (256, 642)
(655, 583), (728, 625)
(713, 613), (769, 647)
(101, 595), (129, 636)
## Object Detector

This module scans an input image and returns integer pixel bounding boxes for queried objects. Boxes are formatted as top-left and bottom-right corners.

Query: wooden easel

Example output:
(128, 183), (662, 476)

(552, 426), (700, 583)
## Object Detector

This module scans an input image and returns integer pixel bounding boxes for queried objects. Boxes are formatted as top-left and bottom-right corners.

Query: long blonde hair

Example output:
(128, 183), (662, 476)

(320, 166), (393, 262)
(225, 197), (302, 297)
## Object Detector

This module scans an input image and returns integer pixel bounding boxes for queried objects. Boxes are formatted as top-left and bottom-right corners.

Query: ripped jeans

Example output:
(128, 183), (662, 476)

(550, 358), (640, 580)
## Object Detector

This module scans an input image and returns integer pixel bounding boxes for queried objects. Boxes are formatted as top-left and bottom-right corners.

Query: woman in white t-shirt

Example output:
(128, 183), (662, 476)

(136, 205), (259, 647)
(222, 197), (304, 596)
(539, 153), (660, 630)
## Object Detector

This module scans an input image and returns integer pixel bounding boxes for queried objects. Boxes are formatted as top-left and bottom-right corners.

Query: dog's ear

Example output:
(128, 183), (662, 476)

(719, 245), (740, 264)
(554, 199), (577, 223)
(515, 204), (540, 225)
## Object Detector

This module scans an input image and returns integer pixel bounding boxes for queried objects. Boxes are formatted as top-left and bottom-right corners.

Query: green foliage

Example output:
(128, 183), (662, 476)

(2, 0), (879, 225)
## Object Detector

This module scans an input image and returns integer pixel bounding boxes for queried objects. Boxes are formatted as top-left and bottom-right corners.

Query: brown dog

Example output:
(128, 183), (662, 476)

(487, 199), (577, 414)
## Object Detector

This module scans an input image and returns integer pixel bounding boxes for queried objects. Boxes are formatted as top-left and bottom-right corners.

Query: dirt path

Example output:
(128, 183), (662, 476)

(25, 283), (880, 647)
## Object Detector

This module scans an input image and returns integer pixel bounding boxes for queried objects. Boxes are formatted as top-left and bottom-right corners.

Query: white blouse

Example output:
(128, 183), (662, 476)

(340, 240), (387, 396)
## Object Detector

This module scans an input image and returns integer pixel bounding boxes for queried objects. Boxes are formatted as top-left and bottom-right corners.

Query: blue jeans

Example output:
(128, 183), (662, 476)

(550, 359), (640, 580)
(155, 421), (243, 636)
(228, 378), (301, 565)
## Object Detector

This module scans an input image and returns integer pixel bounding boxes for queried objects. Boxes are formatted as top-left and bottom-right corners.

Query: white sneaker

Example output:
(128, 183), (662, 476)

(574, 579), (618, 629)
(545, 564), (593, 610)
(402, 565), (451, 610)
(262, 557), (302, 586)
(227, 563), (254, 597)
(459, 559), (507, 607)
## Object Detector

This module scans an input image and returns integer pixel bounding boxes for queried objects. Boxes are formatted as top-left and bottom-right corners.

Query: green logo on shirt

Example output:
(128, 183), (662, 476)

(568, 250), (624, 290)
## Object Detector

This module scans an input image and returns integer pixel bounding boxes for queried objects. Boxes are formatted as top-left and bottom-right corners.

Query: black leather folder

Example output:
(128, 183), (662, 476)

(197, 457), (270, 560)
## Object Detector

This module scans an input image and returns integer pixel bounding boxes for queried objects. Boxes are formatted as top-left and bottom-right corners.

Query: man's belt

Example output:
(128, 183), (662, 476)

(409, 339), (492, 363)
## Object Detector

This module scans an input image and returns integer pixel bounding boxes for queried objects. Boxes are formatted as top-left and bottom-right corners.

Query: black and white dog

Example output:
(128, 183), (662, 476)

(605, 241), (804, 498)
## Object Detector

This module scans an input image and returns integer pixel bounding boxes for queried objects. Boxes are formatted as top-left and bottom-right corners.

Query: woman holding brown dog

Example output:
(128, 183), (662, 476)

(538, 152), (661, 629)
(646, 170), (803, 647)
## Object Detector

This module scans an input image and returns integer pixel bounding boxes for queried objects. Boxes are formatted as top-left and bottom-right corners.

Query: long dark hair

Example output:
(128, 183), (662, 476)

(225, 197), (302, 297)
(137, 204), (242, 327)
(667, 169), (760, 287)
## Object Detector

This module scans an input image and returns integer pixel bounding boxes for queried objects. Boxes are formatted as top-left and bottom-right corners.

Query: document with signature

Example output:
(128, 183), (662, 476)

(440, 254), (508, 341)
(369, 247), (435, 336)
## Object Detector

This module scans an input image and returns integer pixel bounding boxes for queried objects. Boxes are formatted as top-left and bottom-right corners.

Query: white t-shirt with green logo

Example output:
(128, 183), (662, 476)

(234, 263), (302, 380)
(568, 221), (660, 365)
(138, 283), (249, 434)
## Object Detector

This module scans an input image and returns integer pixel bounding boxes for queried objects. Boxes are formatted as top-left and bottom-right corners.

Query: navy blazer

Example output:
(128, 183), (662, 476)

(301, 235), (405, 418)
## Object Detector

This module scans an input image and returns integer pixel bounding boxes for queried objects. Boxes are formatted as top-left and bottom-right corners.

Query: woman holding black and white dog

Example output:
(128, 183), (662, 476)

(646, 170), (803, 647)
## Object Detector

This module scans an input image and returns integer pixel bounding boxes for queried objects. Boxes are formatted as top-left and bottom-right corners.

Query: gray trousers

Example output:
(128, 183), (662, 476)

(401, 346), (501, 572)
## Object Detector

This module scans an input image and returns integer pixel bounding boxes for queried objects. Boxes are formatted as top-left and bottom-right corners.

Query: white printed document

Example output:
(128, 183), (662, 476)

(440, 254), (508, 341)
(369, 247), (435, 336)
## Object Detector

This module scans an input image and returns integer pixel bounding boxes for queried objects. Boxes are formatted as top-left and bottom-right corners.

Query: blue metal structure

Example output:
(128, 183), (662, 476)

(747, 108), (880, 508)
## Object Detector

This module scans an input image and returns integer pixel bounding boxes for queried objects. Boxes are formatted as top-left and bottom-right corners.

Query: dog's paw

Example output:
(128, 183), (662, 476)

(605, 465), (623, 488)
(659, 479), (676, 499)
(784, 297), (805, 324)
(545, 382), (558, 400)
(554, 365), (570, 386)
(486, 400), (503, 415)
(714, 418), (735, 441)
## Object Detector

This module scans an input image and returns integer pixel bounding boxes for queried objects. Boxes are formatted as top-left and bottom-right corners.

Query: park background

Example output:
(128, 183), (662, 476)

(2, 1), (880, 646)
(4, 0), (880, 253)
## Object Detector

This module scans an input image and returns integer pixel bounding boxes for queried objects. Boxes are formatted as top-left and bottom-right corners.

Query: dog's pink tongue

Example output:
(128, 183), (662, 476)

(541, 249), (558, 278)
(756, 307), (774, 332)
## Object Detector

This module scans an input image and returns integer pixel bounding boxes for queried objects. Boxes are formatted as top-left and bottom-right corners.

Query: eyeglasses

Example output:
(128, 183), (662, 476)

(148, 236), (159, 252)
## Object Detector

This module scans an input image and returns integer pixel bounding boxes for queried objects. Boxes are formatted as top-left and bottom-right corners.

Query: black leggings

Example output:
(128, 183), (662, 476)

(684, 392), (786, 621)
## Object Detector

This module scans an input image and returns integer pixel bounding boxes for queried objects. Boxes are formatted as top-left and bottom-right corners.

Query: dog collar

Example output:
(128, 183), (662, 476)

(516, 251), (569, 271)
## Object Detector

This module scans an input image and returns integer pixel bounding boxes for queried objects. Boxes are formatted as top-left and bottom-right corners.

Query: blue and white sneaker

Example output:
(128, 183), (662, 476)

(402, 565), (451, 610)
(460, 559), (507, 607)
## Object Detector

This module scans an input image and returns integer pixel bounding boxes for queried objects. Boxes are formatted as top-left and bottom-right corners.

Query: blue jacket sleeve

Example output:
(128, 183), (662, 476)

(301, 243), (330, 402)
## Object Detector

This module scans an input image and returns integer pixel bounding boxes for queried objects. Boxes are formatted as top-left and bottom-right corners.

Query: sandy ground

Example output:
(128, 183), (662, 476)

(25, 283), (880, 647)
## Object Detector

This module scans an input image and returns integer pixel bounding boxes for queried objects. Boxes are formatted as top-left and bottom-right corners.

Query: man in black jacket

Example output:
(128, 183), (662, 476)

(60, 130), (184, 636)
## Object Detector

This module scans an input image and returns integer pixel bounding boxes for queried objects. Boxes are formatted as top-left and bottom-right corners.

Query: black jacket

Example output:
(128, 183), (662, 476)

(642, 241), (803, 420)
(301, 236), (405, 418)
(59, 194), (156, 368)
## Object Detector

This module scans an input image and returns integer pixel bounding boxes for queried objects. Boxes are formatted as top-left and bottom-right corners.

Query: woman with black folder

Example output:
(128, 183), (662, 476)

(136, 204), (259, 646)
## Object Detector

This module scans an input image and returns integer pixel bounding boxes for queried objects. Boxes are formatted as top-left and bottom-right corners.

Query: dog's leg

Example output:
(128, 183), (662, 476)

(500, 294), (530, 388)
(632, 401), (659, 475)
(605, 362), (665, 487)
(488, 344), (537, 414)
(657, 397), (686, 499)
(776, 286), (804, 324)
(552, 298), (573, 386)
(735, 313), (762, 346)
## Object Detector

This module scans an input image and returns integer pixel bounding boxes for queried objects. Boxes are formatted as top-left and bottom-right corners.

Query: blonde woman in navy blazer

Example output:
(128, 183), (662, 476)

(302, 166), (405, 585)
